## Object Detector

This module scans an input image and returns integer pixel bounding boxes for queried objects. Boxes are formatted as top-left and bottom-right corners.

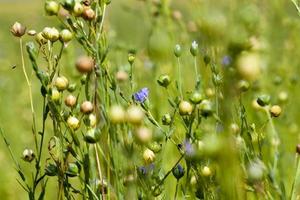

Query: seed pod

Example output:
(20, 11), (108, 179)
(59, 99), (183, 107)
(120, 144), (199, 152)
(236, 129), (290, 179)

(36, 32), (47, 45)
(54, 76), (69, 91)
(75, 56), (94, 73)
(190, 41), (199, 56)
(143, 149), (155, 164)
(157, 74), (171, 87)
(135, 126), (152, 144)
(237, 80), (250, 92)
(230, 123), (240, 134)
(64, 95), (77, 107)
(126, 105), (144, 125)
(45, 1), (60, 16)
(11, 22), (26, 37)
(270, 105), (282, 117)
(51, 88), (61, 102)
(45, 163), (58, 176)
(67, 83), (77, 92)
(67, 116), (80, 130)
(115, 70), (129, 82)
(199, 100), (213, 117)
(27, 30), (37, 36)
(63, 0), (75, 11)
(256, 94), (270, 107)
(189, 91), (203, 104)
(237, 52), (261, 81)
(82, 7), (95, 21)
(128, 54), (135, 64)
(80, 101), (94, 114)
(278, 91), (288, 103)
(84, 128), (101, 143)
(108, 105), (125, 123)
(59, 29), (73, 43)
(174, 44), (182, 57)
(201, 166), (212, 177)
(247, 160), (265, 182)
(172, 164), (185, 180)
(148, 142), (162, 153)
(179, 101), (193, 115)
(85, 114), (97, 127)
(22, 148), (35, 162)
(66, 162), (80, 177)
(161, 113), (171, 125)
(42, 27), (60, 42)
(73, 2), (84, 17)
(172, 10), (182, 21)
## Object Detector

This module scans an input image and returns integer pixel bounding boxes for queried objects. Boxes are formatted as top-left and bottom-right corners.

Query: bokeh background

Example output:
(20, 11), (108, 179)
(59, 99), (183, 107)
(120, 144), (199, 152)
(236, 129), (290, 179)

(1, 0), (300, 199)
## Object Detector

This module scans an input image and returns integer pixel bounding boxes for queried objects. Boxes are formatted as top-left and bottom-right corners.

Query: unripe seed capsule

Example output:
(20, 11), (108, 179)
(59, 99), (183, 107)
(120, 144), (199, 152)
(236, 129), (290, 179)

(65, 95), (77, 107)
(143, 148), (155, 164)
(126, 105), (144, 124)
(75, 56), (94, 73)
(82, 7), (95, 21)
(45, 1), (60, 16)
(42, 27), (60, 42)
(51, 88), (61, 102)
(157, 74), (171, 87)
(11, 22), (26, 37)
(73, 2), (84, 17)
(36, 32), (47, 45)
(128, 54), (135, 64)
(179, 101), (193, 115)
(174, 44), (182, 57)
(201, 166), (212, 177)
(161, 113), (171, 125)
(270, 105), (282, 117)
(67, 116), (80, 130)
(84, 128), (101, 143)
(80, 101), (94, 114)
(135, 126), (152, 144)
(256, 94), (270, 107)
(108, 105), (125, 123)
(189, 91), (203, 104)
(60, 29), (73, 43)
(55, 76), (69, 91)
(190, 41), (199, 56)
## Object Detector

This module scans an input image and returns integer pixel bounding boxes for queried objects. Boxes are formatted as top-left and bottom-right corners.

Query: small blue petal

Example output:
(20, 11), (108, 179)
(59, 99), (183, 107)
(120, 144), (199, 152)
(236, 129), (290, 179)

(133, 87), (149, 103)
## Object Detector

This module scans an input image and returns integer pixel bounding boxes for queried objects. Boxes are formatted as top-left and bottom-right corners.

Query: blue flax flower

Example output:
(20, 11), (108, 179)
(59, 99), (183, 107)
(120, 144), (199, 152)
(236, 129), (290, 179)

(133, 88), (149, 103)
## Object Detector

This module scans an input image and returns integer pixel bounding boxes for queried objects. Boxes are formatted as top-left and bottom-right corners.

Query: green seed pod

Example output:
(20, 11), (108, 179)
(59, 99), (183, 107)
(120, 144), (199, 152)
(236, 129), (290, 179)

(84, 128), (101, 143)
(256, 94), (270, 107)
(45, 163), (58, 176)
(51, 88), (61, 102)
(45, 1), (60, 16)
(152, 185), (163, 197)
(161, 113), (171, 125)
(199, 100), (213, 117)
(54, 76), (69, 91)
(157, 74), (171, 88)
(148, 142), (162, 153)
(172, 164), (185, 180)
(190, 41), (199, 56)
(66, 162), (80, 177)
(59, 29), (73, 43)
(237, 80), (250, 92)
(73, 2), (84, 17)
(247, 160), (265, 182)
(128, 53), (135, 64)
(42, 27), (60, 42)
(189, 91), (204, 104)
(35, 32), (47, 45)
(179, 101), (193, 115)
(83, 114), (97, 127)
(62, 0), (75, 11)
(201, 166), (212, 177)
(174, 44), (182, 57)
(203, 55), (211, 65)
(67, 83), (77, 92)
(143, 148), (155, 164)
(11, 22), (26, 37)
(22, 148), (35, 163)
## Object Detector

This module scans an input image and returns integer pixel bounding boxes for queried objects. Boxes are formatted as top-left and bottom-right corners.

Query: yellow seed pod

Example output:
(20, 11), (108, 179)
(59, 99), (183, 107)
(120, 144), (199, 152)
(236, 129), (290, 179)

(237, 52), (261, 81)
(179, 101), (193, 115)
(126, 105), (144, 125)
(143, 148), (155, 164)
(108, 105), (125, 123)
(270, 105), (282, 117)
(201, 166), (212, 177)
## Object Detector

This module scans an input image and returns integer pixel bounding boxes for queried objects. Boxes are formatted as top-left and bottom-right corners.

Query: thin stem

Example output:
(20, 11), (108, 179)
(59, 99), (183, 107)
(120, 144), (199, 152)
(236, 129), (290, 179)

(174, 180), (179, 200)
(94, 144), (105, 200)
(129, 63), (134, 94)
(291, 155), (300, 200)
(193, 56), (200, 89)
(177, 57), (183, 99)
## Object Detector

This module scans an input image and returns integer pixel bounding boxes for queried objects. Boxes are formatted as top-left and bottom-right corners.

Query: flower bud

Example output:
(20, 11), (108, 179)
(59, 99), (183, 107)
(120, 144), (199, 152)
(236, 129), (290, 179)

(54, 76), (69, 91)
(73, 2), (84, 17)
(65, 95), (77, 107)
(190, 41), (199, 56)
(237, 80), (250, 92)
(67, 83), (77, 92)
(63, 0), (75, 11)
(174, 44), (182, 57)
(80, 101), (94, 114)
(11, 22), (26, 37)
(67, 116), (80, 130)
(66, 162), (80, 177)
(60, 29), (73, 43)
(22, 148), (35, 162)
(157, 74), (171, 87)
(84, 128), (101, 143)
(45, 1), (60, 16)
(172, 164), (185, 180)
(42, 27), (60, 42)
(108, 105), (125, 123)
(135, 126), (152, 144)
(199, 100), (213, 117)
(179, 101), (193, 115)
(75, 56), (94, 73)
(115, 70), (129, 83)
(201, 166), (212, 177)
(36, 32), (47, 45)
(161, 113), (171, 125)
(128, 53), (135, 64)
(126, 105), (144, 125)
(270, 105), (282, 117)
(256, 94), (270, 107)
(82, 7), (95, 21)
(189, 91), (203, 104)
(143, 149), (155, 164)
(51, 88), (61, 102)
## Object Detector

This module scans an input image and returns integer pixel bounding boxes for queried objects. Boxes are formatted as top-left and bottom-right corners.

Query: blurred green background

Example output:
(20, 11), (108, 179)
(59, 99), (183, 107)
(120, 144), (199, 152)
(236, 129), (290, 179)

(1, 0), (300, 199)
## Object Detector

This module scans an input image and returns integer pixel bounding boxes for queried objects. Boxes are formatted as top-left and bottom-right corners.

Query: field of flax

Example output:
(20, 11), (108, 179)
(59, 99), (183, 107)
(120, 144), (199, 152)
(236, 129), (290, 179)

(1, 0), (300, 199)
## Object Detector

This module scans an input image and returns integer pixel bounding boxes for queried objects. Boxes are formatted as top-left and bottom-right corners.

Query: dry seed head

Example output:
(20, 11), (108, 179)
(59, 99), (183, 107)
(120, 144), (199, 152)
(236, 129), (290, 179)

(109, 105), (125, 123)
(75, 56), (95, 73)
(80, 101), (94, 114)
(270, 105), (282, 117)
(11, 22), (26, 37)
(65, 95), (77, 107)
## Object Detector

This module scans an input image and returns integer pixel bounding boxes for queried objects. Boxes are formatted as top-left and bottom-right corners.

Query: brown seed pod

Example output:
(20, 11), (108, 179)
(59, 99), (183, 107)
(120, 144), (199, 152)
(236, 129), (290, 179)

(75, 56), (95, 73)
(65, 95), (77, 107)
(11, 22), (26, 37)
(80, 101), (94, 114)
(82, 7), (95, 21)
